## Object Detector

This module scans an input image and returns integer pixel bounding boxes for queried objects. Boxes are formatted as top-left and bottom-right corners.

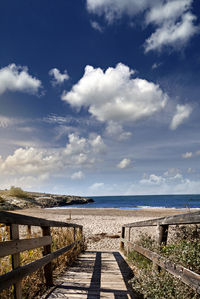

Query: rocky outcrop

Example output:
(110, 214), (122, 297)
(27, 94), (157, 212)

(0, 192), (94, 210)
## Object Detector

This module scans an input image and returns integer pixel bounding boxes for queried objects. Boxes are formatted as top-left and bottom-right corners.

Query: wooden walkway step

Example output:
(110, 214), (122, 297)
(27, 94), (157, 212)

(44, 250), (135, 299)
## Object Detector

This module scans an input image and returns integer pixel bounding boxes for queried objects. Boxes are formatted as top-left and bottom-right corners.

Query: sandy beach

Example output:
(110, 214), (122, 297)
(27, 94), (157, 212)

(13, 207), (195, 250)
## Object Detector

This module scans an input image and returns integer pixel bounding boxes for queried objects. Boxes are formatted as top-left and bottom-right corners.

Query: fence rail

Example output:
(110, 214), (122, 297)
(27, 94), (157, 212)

(120, 211), (200, 294)
(0, 211), (83, 299)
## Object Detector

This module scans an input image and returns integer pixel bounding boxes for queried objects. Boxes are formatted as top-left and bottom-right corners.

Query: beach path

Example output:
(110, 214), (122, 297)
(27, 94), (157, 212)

(44, 250), (134, 299)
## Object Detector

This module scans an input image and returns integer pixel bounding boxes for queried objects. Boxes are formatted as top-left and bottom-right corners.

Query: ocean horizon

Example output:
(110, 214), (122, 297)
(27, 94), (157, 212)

(55, 194), (200, 210)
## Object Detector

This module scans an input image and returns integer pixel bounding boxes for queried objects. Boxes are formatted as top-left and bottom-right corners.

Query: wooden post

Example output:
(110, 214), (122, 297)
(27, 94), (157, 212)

(120, 226), (125, 251)
(157, 224), (168, 246)
(42, 226), (53, 286)
(27, 225), (31, 236)
(10, 224), (22, 299)
(153, 224), (169, 272)
(80, 227), (83, 241)
(73, 227), (76, 243)
(127, 227), (131, 255)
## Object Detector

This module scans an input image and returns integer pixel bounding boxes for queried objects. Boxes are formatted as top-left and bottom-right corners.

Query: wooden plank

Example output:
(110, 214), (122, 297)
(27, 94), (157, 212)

(44, 251), (134, 299)
(10, 224), (22, 299)
(124, 211), (200, 228)
(42, 226), (53, 286)
(125, 240), (200, 294)
(0, 236), (52, 258)
(0, 241), (77, 292)
(0, 211), (82, 228)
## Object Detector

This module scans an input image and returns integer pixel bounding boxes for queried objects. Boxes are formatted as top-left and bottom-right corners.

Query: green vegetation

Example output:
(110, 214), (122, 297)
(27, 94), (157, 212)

(8, 186), (28, 198)
(128, 225), (200, 298)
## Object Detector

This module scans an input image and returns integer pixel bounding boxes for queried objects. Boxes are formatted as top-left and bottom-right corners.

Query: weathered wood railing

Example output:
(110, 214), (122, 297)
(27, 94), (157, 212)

(0, 211), (83, 299)
(120, 211), (200, 294)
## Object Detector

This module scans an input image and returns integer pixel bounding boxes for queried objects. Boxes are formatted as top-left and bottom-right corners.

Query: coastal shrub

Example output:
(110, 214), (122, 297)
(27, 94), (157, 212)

(0, 225), (85, 298)
(128, 225), (200, 298)
(0, 196), (5, 203)
(8, 186), (28, 198)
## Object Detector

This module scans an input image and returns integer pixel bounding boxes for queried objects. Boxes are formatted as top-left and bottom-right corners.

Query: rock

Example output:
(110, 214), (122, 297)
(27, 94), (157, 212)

(0, 191), (94, 210)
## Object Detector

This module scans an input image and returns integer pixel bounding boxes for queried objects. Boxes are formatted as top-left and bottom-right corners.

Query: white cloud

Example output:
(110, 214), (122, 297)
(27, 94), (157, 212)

(152, 62), (162, 70)
(0, 116), (15, 128)
(145, 0), (192, 25)
(105, 121), (132, 140)
(89, 182), (104, 191)
(182, 152), (193, 159)
(89, 134), (106, 153)
(145, 12), (198, 52)
(86, 0), (154, 23)
(0, 133), (105, 177)
(170, 104), (192, 130)
(187, 168), (195, 174)
(71, 171), (84, 180)
(90, 21), (103, 32)
(140, 174), (165, 185)
(49, 68), (69, 86)
(0, 174), (49, 190)
(0, 64), (42, 95)
(62, 63), (168, 123)
(127, 174), (200, 195)
(86, 0), (199, 53)
(117, 158), (131, 169)
(181, 150), (200, 159)
(164, 168), (181, 177)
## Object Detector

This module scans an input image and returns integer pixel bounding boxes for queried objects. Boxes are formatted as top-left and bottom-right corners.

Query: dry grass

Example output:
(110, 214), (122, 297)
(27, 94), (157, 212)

(0, 224), (85, 299)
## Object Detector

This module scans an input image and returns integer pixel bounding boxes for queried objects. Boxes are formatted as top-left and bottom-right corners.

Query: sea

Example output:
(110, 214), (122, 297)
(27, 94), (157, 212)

(58, 194), (200, 210)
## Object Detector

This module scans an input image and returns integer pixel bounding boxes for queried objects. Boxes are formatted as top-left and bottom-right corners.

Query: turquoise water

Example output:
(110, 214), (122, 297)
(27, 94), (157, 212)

(60, 194), (200, 209)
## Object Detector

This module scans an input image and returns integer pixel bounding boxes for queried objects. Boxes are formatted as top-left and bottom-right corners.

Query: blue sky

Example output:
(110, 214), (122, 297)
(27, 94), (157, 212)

(0, 0), (200, 196)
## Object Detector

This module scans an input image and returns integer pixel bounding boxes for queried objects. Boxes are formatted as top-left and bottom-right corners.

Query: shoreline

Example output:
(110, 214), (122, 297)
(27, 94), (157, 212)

(13, 206), (197, 220)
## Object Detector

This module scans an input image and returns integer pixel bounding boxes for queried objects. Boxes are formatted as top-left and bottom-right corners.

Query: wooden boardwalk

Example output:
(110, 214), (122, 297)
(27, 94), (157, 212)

(44, 251), (135, 299)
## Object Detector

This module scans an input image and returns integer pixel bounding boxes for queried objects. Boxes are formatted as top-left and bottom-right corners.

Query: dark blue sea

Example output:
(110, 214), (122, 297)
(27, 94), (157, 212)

(60, 194), (200, 209)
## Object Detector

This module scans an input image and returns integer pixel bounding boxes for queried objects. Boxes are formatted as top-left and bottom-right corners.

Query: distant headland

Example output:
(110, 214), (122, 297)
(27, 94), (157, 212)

(0, 186), (94, 210)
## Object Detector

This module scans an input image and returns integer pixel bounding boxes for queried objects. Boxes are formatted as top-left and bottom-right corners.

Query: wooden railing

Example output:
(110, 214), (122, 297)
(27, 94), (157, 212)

(0, 211), (83, 299)
(120, 211), (200, 294)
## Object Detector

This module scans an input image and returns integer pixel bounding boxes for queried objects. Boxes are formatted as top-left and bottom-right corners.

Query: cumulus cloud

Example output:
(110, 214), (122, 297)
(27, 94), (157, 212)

(170, 104), (192, 130)
(71, 171), (84, 180)
(127, 173), (200, 195)
(164, 168), (181, 177)
(117, 158), (131, 169)
(0, 64), (42, 95)
(90, 20), (103, 32)
(105, 121), (132, 140)
(0, 133), (105, 177)
(86, 0), (199, 52)
(49, 68), (69, 86)
(62, 63), (168, 123)
(140, 174), (165, 185)
(182, 152), (193, 159)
